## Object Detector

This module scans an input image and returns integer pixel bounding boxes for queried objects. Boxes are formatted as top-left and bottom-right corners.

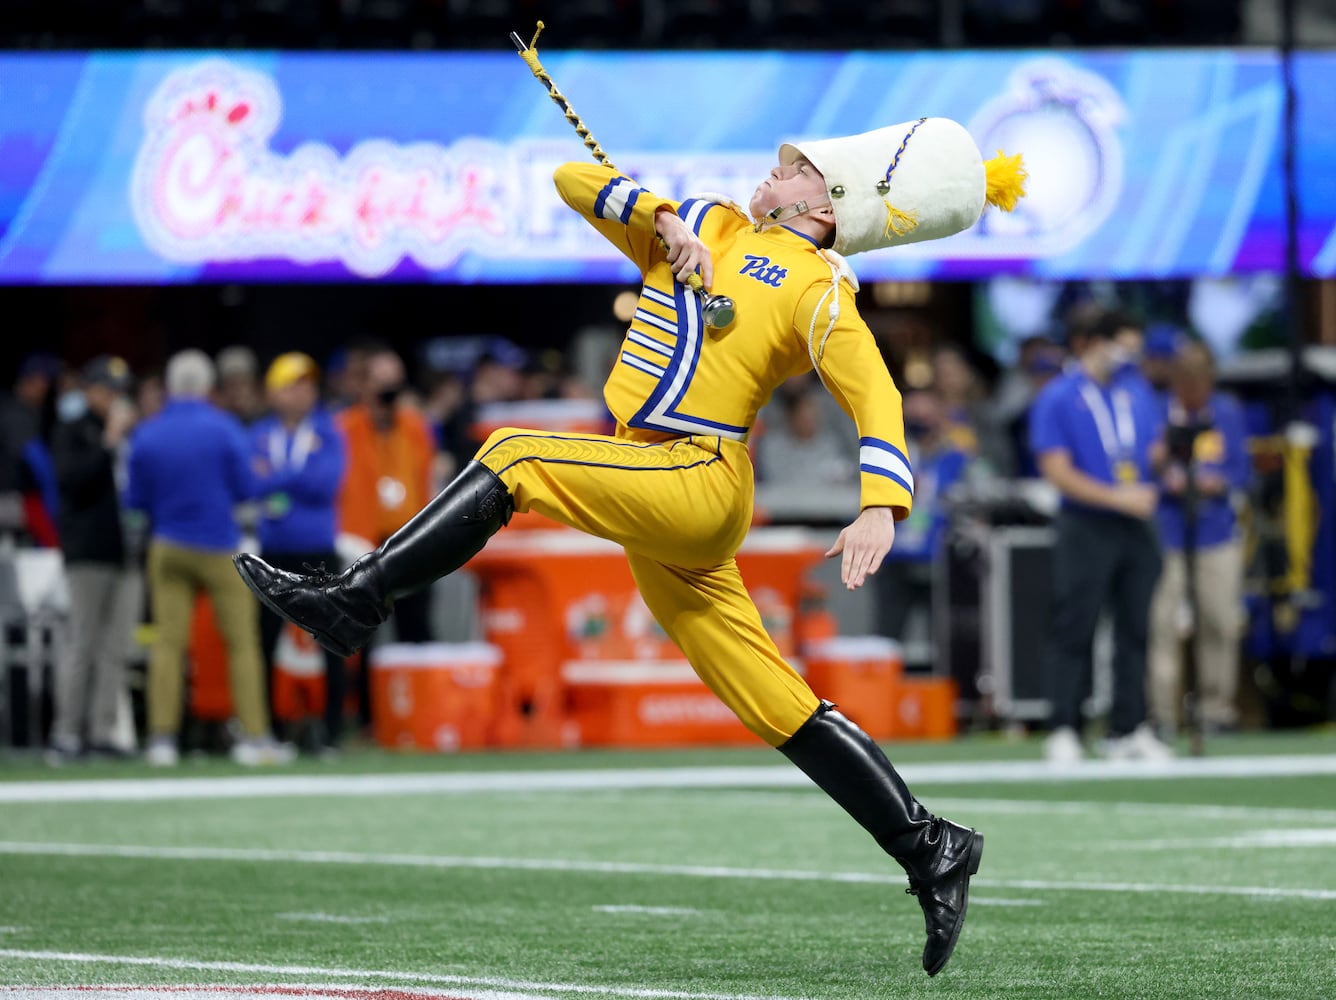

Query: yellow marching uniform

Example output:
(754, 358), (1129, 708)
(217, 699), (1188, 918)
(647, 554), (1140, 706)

(234, 119), (1021, 976)
(474, 161), (916, 746)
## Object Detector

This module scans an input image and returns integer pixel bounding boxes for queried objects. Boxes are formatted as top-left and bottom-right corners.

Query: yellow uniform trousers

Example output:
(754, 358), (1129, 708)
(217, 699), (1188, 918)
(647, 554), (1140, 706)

(147, 540), (271, 739)
(476, 426), (821, 746)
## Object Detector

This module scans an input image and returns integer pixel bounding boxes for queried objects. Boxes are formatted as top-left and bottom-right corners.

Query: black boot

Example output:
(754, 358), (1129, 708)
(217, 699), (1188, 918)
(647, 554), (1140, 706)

(234, 461), (513, 657)
(778, 704), (983, 976)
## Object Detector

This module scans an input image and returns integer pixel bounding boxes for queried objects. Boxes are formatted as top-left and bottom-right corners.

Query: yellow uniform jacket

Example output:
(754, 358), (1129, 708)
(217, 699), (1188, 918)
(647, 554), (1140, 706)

(554, 161), (915, 518)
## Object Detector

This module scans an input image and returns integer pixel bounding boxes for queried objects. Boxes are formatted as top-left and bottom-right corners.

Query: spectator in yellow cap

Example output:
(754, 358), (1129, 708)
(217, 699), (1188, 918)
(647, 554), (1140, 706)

(249, 353), (348, 754)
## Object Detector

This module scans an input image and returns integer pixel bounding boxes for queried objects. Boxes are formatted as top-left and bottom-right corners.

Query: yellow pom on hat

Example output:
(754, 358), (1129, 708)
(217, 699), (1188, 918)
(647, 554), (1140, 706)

(984, 150), (1028, 212)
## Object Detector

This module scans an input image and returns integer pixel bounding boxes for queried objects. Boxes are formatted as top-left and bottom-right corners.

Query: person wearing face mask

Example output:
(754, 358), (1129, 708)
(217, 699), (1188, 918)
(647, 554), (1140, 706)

(238, 118), (1027, 977)
(47, 357), (139, 763)
(334, 345), (436, 652)
(1106, 310), (1148, 389)
(251, 353), (348, 754)
(1030, 308), (1173, 764)
(875, 384), (970, 644)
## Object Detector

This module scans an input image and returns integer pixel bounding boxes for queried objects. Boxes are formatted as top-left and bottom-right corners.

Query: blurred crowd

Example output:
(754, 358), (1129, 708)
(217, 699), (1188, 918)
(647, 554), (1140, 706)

(0, 299), (1266, 765)
(0, 335), (593, 766)
(756, 302), (1254, 760)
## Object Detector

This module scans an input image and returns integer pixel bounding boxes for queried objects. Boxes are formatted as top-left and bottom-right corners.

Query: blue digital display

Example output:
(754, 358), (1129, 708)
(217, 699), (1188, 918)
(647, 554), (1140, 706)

(0, 48), (1323, 283)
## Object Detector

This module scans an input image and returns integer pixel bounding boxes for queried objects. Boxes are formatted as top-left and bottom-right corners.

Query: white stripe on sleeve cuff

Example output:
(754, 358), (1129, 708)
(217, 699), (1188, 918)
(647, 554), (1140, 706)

(858, 444), (915, 494)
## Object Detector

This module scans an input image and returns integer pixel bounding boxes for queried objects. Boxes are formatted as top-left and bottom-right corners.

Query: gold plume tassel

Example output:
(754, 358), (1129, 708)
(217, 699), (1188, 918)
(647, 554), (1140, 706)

(883, 200), (919, 237)
(983, 150), (1028, 212)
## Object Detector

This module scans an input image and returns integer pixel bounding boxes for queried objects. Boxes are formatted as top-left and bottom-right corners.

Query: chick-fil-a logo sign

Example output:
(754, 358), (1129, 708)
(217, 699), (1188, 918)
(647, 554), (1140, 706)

(130, 60), (511, 276)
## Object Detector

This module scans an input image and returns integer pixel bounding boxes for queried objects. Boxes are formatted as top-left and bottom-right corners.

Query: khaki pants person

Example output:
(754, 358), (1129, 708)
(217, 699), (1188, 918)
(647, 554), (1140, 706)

(1148, 539), (1244, 731)
(147, 540), (270, 739)
(51, 564), (138, 749)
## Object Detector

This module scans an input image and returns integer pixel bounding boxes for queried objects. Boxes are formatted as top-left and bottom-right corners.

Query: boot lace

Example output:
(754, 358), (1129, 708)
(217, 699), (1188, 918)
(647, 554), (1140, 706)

(301, 562), (338, 585)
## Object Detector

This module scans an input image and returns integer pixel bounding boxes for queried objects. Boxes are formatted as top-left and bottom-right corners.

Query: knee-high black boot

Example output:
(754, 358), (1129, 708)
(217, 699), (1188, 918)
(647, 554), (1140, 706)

(778, 703), (983, 976)
(234, 461), (513, 657)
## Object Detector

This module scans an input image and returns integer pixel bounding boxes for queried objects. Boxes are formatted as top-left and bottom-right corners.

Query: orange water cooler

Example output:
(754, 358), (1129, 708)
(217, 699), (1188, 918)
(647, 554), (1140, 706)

(893, 676), (959, 740)
(370, 642), (503, 751)
(802, 636), (904, 740)
(563, 660), (761, 747)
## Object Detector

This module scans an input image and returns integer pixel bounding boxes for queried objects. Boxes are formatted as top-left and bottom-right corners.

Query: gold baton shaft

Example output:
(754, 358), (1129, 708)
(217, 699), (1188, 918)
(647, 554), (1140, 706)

(511, 23), (705, 296)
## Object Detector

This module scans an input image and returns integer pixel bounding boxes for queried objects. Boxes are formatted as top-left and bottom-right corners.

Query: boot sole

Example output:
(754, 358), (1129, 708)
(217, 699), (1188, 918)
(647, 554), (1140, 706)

(233, 556), (357, 659)
(925, 830), (984, 978)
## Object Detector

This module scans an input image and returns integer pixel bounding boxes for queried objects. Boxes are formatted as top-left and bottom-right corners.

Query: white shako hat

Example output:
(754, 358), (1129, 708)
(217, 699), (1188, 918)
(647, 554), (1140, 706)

(779, 117), (1021, 257)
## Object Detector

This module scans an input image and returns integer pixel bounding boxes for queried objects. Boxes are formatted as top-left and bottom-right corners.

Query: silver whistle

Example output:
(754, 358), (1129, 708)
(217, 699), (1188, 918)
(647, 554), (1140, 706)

(697, 287), (737, 330)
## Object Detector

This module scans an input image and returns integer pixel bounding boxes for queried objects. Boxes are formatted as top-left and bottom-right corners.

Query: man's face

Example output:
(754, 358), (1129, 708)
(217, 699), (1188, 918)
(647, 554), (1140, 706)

(365, 353), (405, 406)
(750, 157), (828, 221)
(1114, 327), (1144, 362)
(1173, 372), (1213, 412)
(272, 378), (317, 418)
(902, 390), (943, 440)
(787, 393), (820, 440)
(1143, 355), (1173, 391)
(1074, 334), (1120, 381)
(17, 373), (51, 407)
(85, 383), (116, 419)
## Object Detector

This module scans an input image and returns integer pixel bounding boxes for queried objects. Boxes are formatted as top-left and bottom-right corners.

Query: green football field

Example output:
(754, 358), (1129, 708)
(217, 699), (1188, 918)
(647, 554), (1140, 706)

(1, 732), (1335, 1000)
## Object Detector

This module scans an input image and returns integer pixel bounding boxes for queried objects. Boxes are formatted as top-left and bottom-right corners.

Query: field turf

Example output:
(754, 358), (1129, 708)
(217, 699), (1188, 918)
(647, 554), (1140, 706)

(1, 731), (1334, 999)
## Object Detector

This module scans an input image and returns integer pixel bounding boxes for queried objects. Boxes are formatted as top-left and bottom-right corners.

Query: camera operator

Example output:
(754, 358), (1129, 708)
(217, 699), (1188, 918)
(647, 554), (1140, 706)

(1149, 340), (1250, 735)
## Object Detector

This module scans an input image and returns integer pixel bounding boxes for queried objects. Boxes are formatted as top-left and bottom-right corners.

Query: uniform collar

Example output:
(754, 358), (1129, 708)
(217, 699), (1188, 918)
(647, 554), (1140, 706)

(777, 224), (824, 248)
(757, 223), (825, 251)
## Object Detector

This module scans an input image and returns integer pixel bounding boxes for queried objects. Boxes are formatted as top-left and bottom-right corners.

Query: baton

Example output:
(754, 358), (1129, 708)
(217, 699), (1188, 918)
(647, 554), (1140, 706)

(511, 23), (736, 330)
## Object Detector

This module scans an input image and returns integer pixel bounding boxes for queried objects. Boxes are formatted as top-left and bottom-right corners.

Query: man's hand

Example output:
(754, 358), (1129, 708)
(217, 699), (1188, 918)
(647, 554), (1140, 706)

(826, 506), (896, 591)
(655, 207), (713, 288)
(1110, 482), (1159, 521)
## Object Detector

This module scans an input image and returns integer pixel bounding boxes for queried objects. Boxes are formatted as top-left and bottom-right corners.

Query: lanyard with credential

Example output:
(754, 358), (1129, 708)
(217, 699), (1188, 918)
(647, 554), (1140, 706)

(1079, 380), (1137, 480)
(269, 420), (317, 473)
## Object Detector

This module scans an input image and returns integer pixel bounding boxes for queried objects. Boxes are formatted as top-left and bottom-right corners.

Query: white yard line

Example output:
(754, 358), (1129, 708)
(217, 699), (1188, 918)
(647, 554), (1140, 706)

(0, 952), (809, 1000)
(273, 913), (391, 925)
(1104, 828), (1336, 850)
(571, 790), (1336, 824)
(591, 906), (703, 917)
(1, 754), (1334, 804)
(1, 841), (1332, 901)
(0, 988), (549, 1000)
(975, 878), (1336, 900)
(967, 899), (1044, 907)
(928, 797), (1336, 823)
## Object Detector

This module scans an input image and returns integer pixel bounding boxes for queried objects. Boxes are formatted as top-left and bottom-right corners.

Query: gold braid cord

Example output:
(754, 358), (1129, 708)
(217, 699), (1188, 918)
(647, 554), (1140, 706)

(515, 22), (705, 296)
(881, 118), (925, 238)
(518, 21), (616, 170)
